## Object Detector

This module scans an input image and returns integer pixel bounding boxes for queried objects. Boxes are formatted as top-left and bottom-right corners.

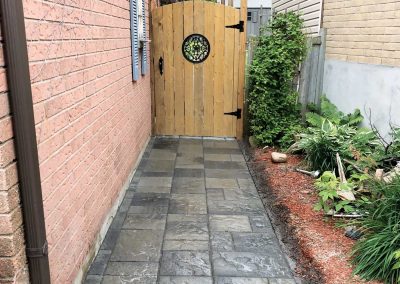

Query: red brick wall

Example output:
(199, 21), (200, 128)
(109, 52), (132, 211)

(22, 0), (151, 282)
(0, 22), (30, 283)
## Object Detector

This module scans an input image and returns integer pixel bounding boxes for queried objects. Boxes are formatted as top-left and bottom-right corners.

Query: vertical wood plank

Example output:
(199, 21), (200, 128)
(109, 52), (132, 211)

(173, 2), (185, 135)
(152, 7), (165, 135)
(203, 2), (215, 136)
(183, 1), (194, 136)
(193, 1), (205, 136)
(232, 9), (240, 136)
(223, 6), (235, 137)
(150, 14), (156, 135)
(163, 4), (174, 135)
(237, 0), (247, 139)
(213, 4), (225, 137)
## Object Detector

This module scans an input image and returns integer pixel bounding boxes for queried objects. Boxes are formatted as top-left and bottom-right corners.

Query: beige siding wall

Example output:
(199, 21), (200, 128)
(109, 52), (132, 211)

(324, 0), (400, 67)
(272, 0), (322, 36)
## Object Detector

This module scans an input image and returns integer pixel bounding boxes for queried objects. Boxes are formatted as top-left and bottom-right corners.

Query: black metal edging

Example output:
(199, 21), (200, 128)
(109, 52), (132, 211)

(0, 1), (51, 283)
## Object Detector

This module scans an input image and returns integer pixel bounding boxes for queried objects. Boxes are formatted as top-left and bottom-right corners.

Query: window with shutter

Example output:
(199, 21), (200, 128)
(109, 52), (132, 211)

(130, 0), (148, 81)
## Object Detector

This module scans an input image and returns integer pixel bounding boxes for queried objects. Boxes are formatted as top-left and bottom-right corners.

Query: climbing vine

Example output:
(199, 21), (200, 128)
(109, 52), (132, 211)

(248, 12), (307, 148)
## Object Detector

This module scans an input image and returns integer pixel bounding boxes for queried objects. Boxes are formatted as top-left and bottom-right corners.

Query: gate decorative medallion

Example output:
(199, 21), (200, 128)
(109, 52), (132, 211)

(182, 34), (210, 63)
(151, 1), (246, 137)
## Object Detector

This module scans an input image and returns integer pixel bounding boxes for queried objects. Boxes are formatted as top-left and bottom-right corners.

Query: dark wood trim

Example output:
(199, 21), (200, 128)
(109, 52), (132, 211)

(0, 1), (51, 283)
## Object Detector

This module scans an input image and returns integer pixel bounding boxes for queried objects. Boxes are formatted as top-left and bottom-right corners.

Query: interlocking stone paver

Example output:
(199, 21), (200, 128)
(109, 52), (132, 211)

(206, 178), (238, 188)
(214, 277), (269, 284)
(208, 199), (265, 215)
(212, 251), (291, 277)
(163, 240), (209, 251)
(165, 214), (208, 240)
(172, 177), (205, 194)
(160, 251), (212, 276)
(86, 250), (111, 275)
(159, 276), (213, 283)
(85, 137), (295, 283)
(122, 213), (166, 230)
(210, 232), (234, 251)
(210, 215), (252, 232)
(110, 230), (163, 262)
(169, 194), (207, 214)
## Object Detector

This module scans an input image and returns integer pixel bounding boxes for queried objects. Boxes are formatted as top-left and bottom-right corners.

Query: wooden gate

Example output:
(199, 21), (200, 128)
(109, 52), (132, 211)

(151, 1), (246, 138)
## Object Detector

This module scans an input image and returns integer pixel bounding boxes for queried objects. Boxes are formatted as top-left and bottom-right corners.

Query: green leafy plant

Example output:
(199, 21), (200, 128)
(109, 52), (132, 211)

(314, 171), (356, 213)
(247, 12), (307, 147)
(352, 176), (400, 283)
(290, 119), (354, 171)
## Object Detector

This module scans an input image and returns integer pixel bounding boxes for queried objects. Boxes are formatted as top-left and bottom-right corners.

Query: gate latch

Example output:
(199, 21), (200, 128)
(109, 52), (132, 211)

(225, 21), (244, 32)
(224, 108), (242, 119)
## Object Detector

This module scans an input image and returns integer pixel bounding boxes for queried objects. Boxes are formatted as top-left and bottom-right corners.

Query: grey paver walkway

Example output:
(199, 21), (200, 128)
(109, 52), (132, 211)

(85, 137), (295, 284)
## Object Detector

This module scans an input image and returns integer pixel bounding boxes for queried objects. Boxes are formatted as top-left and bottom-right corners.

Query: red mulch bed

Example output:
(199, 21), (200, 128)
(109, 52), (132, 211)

(253, 148), (381, 284)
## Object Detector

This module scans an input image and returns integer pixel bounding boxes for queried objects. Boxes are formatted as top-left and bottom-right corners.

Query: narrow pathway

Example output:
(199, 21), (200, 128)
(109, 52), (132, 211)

(85, 137), (295, 284)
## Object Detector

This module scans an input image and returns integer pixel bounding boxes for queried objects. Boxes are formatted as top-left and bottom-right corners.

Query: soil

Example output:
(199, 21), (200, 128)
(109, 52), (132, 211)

(241, 142), (381, 284)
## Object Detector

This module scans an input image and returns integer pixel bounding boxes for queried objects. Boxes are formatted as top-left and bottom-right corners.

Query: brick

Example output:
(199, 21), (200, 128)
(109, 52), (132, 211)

(0, 185), (20, 214)
(0, 206), (23, 235)
(0, 227), (25, 257)
(0, 140), (15, 168)
(323, 0), (400, 67)
(0, 247), (27, 279)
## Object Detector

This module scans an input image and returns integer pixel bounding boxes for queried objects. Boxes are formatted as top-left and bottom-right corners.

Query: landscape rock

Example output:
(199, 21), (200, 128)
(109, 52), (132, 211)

(271, 152), (287, 163)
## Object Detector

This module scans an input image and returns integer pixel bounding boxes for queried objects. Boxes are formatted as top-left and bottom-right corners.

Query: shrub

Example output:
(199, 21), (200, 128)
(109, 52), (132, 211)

(352, 176), (400, 283)
(248, 12), (307, 147)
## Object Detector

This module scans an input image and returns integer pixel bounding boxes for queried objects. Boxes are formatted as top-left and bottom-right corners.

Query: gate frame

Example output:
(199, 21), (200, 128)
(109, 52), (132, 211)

(150, 0), (247, 139)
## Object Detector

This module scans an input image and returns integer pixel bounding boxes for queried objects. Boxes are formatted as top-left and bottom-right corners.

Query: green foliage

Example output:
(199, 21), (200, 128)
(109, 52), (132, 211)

(291, 119), (355, 171)
(305, 96), (364, 128)
(248, 12), (307, 147)
(352, 176), (400, 283)
(314, 171), (357, 213)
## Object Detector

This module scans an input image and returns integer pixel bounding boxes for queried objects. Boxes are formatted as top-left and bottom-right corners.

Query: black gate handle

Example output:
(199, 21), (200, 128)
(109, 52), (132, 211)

(159, 57), (164, 75)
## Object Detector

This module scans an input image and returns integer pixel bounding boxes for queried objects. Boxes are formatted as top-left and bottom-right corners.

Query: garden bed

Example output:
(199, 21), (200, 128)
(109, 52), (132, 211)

(244, 145), (381, 284)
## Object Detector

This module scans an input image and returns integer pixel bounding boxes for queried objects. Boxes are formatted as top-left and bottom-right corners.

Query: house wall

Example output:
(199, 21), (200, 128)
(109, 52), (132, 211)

(322, 0), (400, 137)
(272, 0), (322, 36)
(17, 0), (151, 283)
(0, 22), (30, 284)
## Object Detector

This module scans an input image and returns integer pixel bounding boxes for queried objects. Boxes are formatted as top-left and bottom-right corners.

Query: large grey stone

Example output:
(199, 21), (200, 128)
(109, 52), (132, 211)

(208, 200), (265, 215)
(210, 232), (234, 251)
(129, 193), (170, 214)
(87, 250), (111, 275)
(237, 179), (257, 190)
(249, 215), (273, 232)
(165, 214), (208, 240)
(174, 168), (205, 178)
(169, 194), (207, 214)
(206, 188), (225, 201)
(209, 215), (252, 232)
(206, 178), (238, 189)
(269, 279), (296, 284)
(203, 140), (239, 149)
(163, 240), (209, 251)
(204, 154), (232, 161)
(176, 156), (204, 169)
(172, 178), (205, 194)
(205, 161), (247, 170)
(137, 177), (172, 187)
(110, 230), (163, 262)
(122, 213), (166, 230)
(101, 275), (157, 284)
(214, 277), (269, 284)
(232, 233), (278, 252)
(223, 188), (259, 201)
(105, 261), (158, 277)
(205, 169), (251, 179)
(135, 186), (171, 194)
(84, 275), (102, 284)
(159, 276), (213, 284)
(160, 251), (212, 276)
(204, 148), (242, 154)
(144, 160), (175, 172)
(148, 149), (177, 160)
(212, 251), (291, 277)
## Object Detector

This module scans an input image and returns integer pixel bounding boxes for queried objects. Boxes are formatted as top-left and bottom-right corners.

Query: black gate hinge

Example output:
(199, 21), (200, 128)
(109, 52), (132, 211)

(224, 108), (242, 119)
(26, 241), (48, 258)
(225, 21), (244, 32)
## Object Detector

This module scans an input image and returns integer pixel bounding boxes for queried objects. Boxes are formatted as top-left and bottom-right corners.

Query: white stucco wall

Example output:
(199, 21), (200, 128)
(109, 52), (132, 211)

(323, 59), (400, 138)
(234, 0), (271, 8)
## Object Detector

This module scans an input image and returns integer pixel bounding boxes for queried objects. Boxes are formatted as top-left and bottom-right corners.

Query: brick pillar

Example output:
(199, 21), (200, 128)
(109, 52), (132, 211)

(0, 22), (29, 283)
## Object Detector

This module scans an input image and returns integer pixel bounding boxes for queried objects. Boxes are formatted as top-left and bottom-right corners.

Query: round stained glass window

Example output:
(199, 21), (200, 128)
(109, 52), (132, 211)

(182, 34), (210, 63)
